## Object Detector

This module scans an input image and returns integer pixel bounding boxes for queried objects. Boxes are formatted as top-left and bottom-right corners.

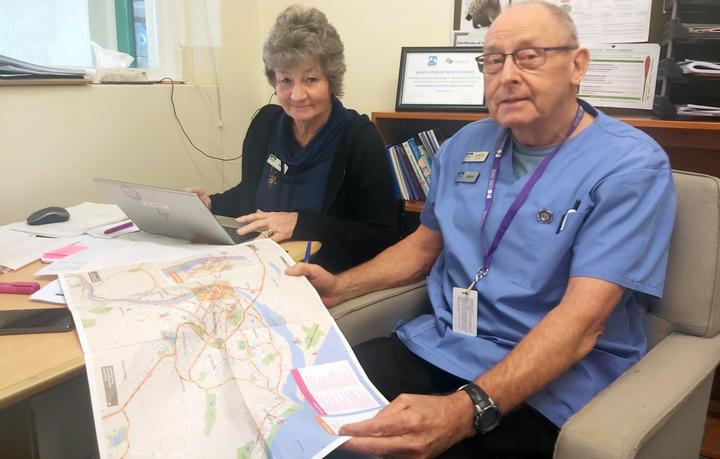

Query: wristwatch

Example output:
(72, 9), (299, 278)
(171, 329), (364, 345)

(458, 382), (502, 434)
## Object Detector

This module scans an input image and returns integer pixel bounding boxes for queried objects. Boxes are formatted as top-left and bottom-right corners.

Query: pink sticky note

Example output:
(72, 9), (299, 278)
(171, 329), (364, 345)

(42, 244), (87, 260)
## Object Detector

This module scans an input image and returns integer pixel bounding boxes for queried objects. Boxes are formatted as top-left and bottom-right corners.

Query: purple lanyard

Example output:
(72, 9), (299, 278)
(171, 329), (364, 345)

(468, 103), (585, 289)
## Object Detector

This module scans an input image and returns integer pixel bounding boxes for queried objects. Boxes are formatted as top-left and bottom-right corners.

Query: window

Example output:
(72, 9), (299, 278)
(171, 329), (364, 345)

(0, 0), (189, 79)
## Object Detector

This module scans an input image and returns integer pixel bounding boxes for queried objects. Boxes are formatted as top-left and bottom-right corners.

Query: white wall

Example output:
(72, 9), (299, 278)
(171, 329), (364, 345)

(257, 0), (454, 116)
(1, 0), (452, 224)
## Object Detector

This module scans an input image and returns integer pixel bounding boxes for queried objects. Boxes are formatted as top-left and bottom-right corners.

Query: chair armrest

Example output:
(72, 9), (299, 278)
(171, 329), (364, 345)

(554, 332), (720, 459)
(330, 281), (430, 346)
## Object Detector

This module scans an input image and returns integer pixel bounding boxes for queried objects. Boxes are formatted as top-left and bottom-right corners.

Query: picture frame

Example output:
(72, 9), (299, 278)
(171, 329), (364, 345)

(395, 46), (487, 112)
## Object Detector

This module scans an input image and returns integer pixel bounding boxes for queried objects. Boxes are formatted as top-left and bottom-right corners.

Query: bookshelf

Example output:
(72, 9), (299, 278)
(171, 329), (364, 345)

(372, 109), (720, 458)
(372, 111), (720, 209)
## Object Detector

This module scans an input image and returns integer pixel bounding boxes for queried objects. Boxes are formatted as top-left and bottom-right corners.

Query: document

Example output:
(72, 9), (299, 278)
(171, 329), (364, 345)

(4, 202), (127, 238)
(30, 279), (66, 305)
(677, 104), (720, 117)
(550, 0), (653, 44)
(453, 0), (512, 46)
(59, 239), (386, 459)
(400, 51), (484, 106)
(678, 60), (720, 77)
(452, 0), (652, 45)
(0, 53), (87, 79)
(0, 229), (77, 272)
(579, 43), (660, 110)
(34, 233), (216, 276)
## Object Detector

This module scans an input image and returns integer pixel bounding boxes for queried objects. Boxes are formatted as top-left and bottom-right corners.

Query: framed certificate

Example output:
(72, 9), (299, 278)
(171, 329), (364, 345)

(395, 47), (486, 112)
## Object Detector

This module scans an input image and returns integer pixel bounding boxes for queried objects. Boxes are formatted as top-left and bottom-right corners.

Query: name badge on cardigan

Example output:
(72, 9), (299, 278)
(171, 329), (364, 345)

(456, 171), (480, 183)
(267, 154), (282, 172)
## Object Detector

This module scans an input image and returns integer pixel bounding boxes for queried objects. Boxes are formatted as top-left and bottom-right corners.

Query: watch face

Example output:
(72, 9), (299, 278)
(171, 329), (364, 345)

(460, 383), (501, 434)
(478, 406), (501, 432)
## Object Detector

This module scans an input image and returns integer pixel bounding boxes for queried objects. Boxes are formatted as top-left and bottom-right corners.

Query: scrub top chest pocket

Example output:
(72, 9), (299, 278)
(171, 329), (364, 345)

(507, 197), (589, 291)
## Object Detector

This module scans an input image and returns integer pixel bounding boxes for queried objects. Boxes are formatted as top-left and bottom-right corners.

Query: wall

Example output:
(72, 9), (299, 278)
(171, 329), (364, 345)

(1, 0), (452, 225)
(257, 0), (454, 117)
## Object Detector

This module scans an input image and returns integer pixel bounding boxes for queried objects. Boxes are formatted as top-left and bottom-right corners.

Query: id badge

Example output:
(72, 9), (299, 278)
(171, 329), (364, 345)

(452, 287), (478, 336)
(456, 171), (480, 183)
(464, 151), (489, 163)
(267, 154), (282, 172)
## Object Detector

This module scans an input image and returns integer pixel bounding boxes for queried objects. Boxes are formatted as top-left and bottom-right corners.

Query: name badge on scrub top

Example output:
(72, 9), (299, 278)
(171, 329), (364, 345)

(267, 154), (283, 172)
(464, 151), (489, 163)
(452, 287), (478, 336)
(456, 171), (480, 183)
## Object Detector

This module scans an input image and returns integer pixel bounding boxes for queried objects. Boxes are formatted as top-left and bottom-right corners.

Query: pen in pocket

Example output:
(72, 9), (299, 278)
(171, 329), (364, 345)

(556, 200), (581, 234)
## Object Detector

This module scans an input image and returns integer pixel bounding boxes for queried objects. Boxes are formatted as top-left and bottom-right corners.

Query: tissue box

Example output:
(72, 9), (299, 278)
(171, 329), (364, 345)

(94, 68), (148, 83)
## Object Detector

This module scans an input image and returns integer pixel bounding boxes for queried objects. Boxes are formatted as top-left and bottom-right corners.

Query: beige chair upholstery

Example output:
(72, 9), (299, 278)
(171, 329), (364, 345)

(330, 170), (720, 459)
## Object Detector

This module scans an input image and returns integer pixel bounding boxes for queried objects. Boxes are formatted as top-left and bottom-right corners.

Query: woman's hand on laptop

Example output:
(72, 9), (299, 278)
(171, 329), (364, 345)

(185, 186), (212, 210)
(236, 210), (298, 242)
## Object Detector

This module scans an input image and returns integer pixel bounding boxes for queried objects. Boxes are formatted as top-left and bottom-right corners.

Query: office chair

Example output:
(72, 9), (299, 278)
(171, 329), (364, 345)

(331, 170), (720, 459)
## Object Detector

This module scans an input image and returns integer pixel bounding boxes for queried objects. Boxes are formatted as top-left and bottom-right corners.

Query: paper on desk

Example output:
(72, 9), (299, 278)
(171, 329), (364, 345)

(3, 202), (127, 238)
(30, 279), (66, 305)
(35, 233), (219, 276)
(0, 229), (78, 271)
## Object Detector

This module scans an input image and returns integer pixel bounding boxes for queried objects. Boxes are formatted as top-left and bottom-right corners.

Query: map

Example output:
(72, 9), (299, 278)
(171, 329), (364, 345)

(59, 239), (386, 459)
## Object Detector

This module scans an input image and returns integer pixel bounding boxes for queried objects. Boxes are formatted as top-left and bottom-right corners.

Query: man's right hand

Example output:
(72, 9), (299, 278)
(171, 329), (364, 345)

(185, 186), (212, 210)
(286, 262), (344, 308)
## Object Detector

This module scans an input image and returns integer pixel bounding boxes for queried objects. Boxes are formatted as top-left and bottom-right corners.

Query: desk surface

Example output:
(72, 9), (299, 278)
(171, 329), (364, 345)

(0, 240), (320, 409)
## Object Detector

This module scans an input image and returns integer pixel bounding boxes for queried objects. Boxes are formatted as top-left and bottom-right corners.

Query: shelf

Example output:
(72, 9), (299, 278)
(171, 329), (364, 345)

(373, 110), (720, 205)
(373, 111), (720, 132)
(662, 19), (720, 44)
(664, 0), (720, 10)
(404, 200), (424, 213)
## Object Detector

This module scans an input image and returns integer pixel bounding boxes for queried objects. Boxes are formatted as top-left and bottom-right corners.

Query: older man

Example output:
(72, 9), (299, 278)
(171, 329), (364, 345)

(289, 1), (676, 457)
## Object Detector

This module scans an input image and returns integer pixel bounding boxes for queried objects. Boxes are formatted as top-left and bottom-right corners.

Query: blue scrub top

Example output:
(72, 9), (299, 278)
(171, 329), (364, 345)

(396, 100), (677, 427)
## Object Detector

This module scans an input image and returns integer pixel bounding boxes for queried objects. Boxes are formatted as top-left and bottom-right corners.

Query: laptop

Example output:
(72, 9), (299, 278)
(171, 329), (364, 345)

(94, 178), (258, 245)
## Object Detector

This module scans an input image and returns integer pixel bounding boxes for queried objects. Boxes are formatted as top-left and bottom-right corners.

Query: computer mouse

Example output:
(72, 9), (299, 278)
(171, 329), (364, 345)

(26, 206), (70, 226)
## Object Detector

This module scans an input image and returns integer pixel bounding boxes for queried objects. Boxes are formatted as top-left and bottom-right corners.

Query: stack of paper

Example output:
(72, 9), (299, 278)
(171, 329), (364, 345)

(678, 60), (720, 77)
(0, 54), (87, 80)
(677, 104), (720, 117)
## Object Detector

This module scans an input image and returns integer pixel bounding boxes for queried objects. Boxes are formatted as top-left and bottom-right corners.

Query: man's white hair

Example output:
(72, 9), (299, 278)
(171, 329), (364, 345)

(509, 0), (579, 47)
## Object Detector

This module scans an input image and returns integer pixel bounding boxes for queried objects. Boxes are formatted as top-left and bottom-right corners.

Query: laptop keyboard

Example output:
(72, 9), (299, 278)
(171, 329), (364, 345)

(223, 225), (259, 244)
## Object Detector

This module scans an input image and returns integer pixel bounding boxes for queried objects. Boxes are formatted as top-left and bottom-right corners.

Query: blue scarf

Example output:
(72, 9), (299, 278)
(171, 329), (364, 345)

(256, 98), (354, 212)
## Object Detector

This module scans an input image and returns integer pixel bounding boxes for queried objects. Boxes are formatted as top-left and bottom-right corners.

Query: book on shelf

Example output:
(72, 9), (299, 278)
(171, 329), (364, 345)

(395, 144), (423, 201)
(384, 128), (446, 202)
(386, 146), (410, 200)
(401, 140), (429, 196)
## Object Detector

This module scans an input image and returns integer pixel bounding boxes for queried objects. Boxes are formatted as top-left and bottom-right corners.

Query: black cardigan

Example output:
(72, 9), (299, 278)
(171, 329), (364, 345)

(210, 104), (400, 272)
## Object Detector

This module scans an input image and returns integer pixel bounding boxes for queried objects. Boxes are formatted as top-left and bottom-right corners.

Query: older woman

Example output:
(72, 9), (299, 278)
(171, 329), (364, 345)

(189, 6), (398, 272)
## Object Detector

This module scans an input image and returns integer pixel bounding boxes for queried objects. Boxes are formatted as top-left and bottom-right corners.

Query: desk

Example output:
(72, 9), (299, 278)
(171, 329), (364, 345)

(0, 240), (320, 410)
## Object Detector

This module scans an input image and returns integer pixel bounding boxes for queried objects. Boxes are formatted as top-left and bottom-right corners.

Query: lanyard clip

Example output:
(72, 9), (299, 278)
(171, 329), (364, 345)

(467, 267), (489, 291)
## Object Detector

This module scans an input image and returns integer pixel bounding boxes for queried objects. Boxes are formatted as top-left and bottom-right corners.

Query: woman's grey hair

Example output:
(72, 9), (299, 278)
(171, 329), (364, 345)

(263, 5), (346, 97)
(516, 0), (579, 48)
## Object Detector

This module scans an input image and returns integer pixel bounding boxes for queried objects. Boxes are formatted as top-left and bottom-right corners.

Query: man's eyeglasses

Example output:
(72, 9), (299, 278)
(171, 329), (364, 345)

(476, 46), (576, 74)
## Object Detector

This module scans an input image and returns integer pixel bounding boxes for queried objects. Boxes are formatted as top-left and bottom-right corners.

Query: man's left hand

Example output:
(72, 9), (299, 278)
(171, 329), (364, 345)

(235, 210), (298, 242)
(339, 392), (475, 459)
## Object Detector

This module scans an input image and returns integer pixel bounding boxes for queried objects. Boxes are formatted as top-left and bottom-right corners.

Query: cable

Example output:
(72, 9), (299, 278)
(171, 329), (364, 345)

(160, 77), (242, 162)
(202, 0), (223, 128)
